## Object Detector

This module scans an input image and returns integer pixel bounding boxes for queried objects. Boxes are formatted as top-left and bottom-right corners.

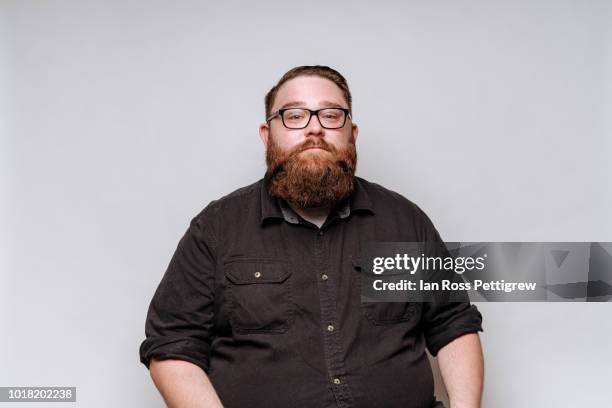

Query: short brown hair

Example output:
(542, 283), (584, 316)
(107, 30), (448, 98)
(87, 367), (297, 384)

(264, 65), (352, 119)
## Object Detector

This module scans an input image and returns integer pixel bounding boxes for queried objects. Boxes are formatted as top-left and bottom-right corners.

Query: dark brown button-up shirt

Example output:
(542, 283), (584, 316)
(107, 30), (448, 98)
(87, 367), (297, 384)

(140, 176), (482, 408)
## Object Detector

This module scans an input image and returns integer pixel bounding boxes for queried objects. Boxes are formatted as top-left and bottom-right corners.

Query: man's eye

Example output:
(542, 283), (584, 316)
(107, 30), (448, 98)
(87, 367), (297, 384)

(286, 113), (305, 120)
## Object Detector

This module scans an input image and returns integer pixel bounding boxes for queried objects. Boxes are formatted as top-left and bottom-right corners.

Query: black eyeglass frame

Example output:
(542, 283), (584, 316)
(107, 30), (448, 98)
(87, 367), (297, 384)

(266, 107), (351, 129)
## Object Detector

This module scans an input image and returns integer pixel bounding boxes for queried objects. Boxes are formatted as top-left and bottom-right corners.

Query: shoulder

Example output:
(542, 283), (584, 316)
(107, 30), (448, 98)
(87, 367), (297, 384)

(191, 179), (263, 230)
(198, 178), (262, 215)
(355, 176), (425, 216)
(355, 177), (441, 241)
(206, 180), (261, 211)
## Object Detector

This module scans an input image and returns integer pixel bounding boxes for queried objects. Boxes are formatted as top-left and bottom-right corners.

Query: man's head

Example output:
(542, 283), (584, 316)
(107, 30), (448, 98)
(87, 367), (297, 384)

(259, 66), (359, 209)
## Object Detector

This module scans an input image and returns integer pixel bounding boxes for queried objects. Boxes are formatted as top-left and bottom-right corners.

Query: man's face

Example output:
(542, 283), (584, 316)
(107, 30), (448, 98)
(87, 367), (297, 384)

(259, 75), (358, 157)
(259, 75), (359, 208)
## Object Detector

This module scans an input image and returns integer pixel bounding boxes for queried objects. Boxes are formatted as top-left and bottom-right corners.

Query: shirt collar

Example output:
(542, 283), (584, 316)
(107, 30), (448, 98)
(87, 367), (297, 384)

(260, 176), (374, 225)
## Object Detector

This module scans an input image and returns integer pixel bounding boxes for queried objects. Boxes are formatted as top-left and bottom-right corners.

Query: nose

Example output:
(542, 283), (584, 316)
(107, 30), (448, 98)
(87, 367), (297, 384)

(304, 113), (324, 137)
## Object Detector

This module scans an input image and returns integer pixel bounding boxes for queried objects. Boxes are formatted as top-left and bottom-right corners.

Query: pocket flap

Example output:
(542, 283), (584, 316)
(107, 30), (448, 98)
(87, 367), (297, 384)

(225, 259), (290, 284)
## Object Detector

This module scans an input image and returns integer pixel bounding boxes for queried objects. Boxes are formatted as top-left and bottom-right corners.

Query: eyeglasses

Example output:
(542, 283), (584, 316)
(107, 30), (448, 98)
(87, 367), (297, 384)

(267, 108), (351, 129)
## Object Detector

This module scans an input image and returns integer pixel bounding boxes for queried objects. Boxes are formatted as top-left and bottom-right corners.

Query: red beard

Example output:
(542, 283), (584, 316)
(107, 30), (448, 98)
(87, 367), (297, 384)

(265, 135), (357, 208)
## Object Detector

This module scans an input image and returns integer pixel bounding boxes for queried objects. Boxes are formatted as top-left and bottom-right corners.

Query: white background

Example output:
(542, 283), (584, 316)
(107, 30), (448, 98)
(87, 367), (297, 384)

(1, 1), (611, 406)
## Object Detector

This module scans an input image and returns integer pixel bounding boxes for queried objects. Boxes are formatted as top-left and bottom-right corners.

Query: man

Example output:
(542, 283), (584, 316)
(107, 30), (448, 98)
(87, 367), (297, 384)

(140, 66), (484, 408)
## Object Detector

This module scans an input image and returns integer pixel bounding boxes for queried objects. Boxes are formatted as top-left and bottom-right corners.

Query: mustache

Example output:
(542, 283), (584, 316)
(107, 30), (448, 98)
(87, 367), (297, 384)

(293, 139), (334, 155)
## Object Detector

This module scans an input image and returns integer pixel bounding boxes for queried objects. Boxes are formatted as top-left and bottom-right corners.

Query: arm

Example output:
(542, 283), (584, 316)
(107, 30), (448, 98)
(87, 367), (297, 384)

(150, 359), (223, 408)
(437, 332), (484, 408)
(140, 210), (220, 405)
(414, 209), (484, 407)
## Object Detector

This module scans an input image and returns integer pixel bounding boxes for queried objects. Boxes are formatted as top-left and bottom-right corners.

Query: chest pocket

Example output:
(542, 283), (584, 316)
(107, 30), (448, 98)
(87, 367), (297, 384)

(352, 257), (420, 325)
(224, 258), (293, 334)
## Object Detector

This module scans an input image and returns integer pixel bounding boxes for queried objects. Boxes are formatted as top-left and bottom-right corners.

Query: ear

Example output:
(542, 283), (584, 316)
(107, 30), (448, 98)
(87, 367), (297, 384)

(259, 122), (270, 146)
(351, 122), (359, 143)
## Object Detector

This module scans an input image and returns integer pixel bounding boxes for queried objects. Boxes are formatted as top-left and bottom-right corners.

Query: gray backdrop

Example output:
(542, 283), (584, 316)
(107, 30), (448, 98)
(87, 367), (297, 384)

(1, 0), (611, 407)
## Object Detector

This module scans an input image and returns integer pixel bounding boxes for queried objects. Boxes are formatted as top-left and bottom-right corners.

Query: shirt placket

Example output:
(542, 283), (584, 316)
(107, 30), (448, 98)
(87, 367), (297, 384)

(315, 228), (354, 408)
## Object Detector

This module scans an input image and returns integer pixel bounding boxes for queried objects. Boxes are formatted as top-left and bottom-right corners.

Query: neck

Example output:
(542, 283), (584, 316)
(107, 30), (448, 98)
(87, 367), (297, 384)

(290, 204), (333, 228)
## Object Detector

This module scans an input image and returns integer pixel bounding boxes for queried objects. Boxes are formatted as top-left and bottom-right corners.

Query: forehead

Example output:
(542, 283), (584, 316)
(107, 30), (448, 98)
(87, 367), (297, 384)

(273, 75), (347, 110)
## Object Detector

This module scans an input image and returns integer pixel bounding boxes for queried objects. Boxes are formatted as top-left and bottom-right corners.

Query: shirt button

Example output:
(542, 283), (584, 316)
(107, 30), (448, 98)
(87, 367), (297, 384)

(332, 378), (341, 385)
(327, 324), (335, 332)
(321, 274), (329, 281)
(254, 271), (262, 278)
(318, 230), (324, 236)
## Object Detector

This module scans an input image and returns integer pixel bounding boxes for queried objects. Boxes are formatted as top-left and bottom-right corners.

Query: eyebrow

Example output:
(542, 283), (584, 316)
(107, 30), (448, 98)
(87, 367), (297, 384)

(278, 100), (346, 110)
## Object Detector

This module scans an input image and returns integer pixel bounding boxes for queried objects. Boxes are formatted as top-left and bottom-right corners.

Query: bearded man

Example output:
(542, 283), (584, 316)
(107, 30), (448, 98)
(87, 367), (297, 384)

(139, 66), (484, 408)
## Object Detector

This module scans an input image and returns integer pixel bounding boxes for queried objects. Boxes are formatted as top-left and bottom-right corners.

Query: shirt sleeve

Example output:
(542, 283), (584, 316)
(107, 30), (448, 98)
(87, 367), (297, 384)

(416, 206), (483, 357)
(421, 297), (482, 356)
(139, 211), (217, 373)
